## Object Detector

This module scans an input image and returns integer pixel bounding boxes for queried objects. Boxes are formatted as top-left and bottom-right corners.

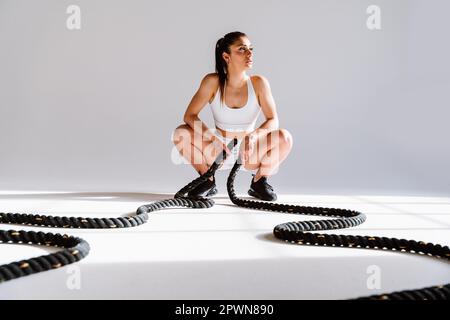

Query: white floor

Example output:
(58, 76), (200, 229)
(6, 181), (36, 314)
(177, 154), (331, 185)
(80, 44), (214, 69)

(0, 192), (449, 299)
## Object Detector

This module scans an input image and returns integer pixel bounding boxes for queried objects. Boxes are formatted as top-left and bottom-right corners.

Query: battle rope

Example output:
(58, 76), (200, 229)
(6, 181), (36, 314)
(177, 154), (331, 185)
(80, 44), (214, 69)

(0, 139), (449, 300)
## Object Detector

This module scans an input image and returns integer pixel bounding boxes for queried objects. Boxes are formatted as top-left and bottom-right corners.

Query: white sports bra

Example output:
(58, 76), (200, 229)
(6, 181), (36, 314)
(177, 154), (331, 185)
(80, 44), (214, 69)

(209, 76), (261, 132)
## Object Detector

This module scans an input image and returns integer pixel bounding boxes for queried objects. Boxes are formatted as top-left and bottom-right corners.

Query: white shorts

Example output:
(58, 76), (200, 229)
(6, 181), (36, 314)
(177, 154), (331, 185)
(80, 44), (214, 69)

(213, 130), (249, 171)
(171, 130), (250, 172)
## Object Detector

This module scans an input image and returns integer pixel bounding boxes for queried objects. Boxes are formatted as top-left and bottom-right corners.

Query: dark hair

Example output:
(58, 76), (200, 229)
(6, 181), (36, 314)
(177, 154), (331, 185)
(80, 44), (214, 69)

(215, 31), (247, 104)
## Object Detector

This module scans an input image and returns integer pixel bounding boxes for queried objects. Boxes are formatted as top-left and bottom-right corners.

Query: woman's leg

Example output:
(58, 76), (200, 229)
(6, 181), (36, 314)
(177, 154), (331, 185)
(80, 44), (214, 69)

(243, 128), (293, 181)
(172, 124), (223, 175)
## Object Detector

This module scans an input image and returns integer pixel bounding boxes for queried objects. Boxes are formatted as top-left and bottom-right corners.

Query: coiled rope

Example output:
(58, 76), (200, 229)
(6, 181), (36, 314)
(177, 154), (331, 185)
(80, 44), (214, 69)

(0, 139), (449, 300)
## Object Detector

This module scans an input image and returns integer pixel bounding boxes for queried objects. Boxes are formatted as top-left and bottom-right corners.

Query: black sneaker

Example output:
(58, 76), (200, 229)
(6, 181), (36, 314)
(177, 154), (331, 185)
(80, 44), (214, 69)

(188, 176), (218, 198)
(248, 175), (277, 201)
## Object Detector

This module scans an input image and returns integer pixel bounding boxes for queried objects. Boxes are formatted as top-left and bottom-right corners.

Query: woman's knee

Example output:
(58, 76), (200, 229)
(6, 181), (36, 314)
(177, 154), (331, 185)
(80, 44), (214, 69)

(277, 128), (293, 148)
(172, 124), (192, 145)
(265, 128), (293, 148)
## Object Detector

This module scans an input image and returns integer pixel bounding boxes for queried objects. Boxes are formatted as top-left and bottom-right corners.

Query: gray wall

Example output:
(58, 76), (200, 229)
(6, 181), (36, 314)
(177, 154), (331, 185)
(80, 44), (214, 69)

(1, 0), (449, 196)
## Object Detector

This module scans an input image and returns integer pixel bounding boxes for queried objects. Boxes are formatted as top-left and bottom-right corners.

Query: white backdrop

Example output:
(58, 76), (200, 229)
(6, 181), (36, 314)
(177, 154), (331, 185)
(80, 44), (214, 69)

(1, 0), (449, 196)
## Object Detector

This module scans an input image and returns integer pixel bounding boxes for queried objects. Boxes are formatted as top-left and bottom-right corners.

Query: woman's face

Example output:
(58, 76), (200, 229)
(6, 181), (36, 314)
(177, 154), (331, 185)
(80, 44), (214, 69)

(224, 36), (254, 70)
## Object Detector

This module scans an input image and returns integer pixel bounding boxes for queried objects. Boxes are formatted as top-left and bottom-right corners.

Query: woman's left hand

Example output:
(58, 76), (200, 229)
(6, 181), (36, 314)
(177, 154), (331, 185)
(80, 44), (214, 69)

(241, 133), (257, 163)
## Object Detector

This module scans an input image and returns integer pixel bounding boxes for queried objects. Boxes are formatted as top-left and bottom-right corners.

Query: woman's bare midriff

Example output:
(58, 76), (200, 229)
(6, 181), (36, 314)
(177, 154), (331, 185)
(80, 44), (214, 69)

(215, 127), (249, 140)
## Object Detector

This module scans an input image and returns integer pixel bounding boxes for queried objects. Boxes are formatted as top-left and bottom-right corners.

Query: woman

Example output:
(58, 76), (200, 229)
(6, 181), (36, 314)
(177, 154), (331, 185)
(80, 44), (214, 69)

(172, 31), (293, 201)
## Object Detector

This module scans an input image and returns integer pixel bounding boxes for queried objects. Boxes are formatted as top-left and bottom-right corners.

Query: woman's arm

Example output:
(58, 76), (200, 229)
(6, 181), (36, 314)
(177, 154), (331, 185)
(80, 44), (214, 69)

(183, 73), (218, 141)
(249, 75), (279, 140)
(241, 75), (280, 162)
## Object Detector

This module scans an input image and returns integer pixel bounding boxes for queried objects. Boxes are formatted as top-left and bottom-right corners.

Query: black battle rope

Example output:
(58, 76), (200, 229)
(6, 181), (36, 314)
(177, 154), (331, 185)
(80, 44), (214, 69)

(0, 139), (449, 300)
